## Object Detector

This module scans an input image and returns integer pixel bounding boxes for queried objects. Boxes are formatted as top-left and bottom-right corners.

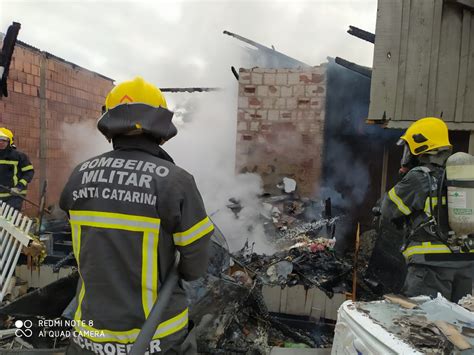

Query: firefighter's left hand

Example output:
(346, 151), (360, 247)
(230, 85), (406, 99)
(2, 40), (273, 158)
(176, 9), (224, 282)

(22, 240), (44, 258)
(10, 187), (22, 194)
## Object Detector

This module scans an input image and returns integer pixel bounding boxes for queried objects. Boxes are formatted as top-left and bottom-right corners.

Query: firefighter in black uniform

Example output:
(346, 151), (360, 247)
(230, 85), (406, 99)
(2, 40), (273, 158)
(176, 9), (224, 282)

(60, 77), (213, 354)
(382, 117), (474, 302)
(0, 127), (34, 210)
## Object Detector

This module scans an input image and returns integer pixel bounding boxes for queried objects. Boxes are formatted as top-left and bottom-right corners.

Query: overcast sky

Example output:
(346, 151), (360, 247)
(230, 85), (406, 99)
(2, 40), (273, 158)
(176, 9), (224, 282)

(0, 0), (377, 87)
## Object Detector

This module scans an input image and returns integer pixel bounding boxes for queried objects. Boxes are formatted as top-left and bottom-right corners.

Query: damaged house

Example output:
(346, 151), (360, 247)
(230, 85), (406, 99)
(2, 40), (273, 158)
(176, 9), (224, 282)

(2, 0), (474, 351)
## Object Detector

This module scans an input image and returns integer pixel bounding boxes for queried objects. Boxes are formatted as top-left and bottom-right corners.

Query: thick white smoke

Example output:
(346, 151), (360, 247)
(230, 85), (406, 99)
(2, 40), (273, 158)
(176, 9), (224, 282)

(22, 0), (376, 253)
(61, 85), (273, 253)
(165, 90), (275, 253)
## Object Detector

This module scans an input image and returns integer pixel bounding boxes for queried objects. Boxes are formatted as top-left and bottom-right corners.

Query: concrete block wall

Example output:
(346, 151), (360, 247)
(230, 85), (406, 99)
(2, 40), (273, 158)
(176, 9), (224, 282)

(0, 42), (114, 214)
(236, 67), (326, 196)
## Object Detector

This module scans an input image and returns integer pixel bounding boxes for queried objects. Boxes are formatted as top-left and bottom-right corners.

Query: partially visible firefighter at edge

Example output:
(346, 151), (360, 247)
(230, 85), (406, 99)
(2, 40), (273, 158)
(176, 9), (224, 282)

(60, 77), (214, 354)
(381, 117), (474, 302)
(0, 127), (35, 211)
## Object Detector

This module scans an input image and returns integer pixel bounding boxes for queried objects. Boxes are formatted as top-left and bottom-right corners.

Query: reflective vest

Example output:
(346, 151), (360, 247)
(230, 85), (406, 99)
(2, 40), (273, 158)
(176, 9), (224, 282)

(0, 147), (34, 198)
(382, 165), (474, 264)
(59, 146), (213, 350)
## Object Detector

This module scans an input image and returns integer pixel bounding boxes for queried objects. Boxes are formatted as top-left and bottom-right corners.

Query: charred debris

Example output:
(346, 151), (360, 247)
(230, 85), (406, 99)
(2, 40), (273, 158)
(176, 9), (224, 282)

(0, 27), (381, 352)
(0, 176), (379, 353)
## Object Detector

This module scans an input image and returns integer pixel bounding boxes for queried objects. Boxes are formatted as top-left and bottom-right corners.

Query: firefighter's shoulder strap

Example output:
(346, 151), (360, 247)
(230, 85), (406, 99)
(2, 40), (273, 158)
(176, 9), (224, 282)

(411, 165), (455, 248)
(410, 166), (432, 175)
(406, 165), (440, 231)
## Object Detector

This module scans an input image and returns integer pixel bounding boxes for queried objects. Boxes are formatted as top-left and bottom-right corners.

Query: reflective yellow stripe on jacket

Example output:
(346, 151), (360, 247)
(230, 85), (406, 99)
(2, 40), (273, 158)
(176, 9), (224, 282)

(0, 160), (19, 186)
(403, 241), (474, 258)
(423, 196), (446, 216)
(21, 165), (34, 172)
(74, 308), (189, 343)
(388, 187), (411, 215)
(173, 216), (214, 246)
(69, 210), (188, 343)
(0, 192), (27, 198)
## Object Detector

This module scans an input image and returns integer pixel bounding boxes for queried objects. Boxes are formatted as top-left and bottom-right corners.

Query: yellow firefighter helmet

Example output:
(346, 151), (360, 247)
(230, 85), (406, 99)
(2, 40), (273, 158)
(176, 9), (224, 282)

(104, 77), (167, 110)
(0, 127), (14, 145)
(399, 117), (452, 155)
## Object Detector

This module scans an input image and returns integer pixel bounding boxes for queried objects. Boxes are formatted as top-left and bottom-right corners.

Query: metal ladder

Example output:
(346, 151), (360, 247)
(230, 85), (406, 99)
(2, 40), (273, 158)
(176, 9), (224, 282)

(0, 202), (33, 302)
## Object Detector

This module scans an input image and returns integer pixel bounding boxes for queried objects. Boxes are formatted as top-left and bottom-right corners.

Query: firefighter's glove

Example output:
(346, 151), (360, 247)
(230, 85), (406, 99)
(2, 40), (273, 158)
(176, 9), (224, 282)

(22, 240), (44, 258)
(10, 187), (22, 195)
(372, 207), (381, 216)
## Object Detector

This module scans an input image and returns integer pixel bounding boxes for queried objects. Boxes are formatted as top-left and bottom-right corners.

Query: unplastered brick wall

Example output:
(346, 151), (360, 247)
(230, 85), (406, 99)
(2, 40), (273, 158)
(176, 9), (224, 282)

(236, 66), (326, 196)
(0, 41), (114, 214)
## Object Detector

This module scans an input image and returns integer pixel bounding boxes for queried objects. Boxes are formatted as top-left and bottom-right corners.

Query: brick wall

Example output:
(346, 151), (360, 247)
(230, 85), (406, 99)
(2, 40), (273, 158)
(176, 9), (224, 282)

(236, 67), (326, 196)
(0, 42), (114, 214)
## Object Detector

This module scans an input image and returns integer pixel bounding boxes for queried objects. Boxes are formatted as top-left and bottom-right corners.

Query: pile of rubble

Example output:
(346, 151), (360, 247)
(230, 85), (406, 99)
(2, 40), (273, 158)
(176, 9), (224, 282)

(226, 178), (354, 298)
(0, 179), (351, 352)
(232, 239), (350, 296)
(0, 273), (78, 352)
(189, 276), (332, 353)
(458, 294), (474, 313)
(186, 183), (348, 352)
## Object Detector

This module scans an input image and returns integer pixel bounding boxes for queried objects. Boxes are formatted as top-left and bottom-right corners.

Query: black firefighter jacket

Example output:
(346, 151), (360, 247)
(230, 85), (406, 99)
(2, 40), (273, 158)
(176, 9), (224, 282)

(0, 146), (34, 198)
(381, 164), (474, 267)
(59, 137), (213, 352)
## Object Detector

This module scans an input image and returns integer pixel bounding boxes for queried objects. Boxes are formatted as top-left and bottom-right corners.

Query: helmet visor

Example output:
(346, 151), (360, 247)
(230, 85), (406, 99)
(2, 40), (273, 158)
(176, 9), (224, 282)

(401, 142), (412, 167)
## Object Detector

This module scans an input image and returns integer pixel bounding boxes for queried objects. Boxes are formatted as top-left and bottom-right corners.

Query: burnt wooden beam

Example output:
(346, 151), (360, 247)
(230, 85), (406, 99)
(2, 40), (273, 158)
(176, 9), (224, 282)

(335, 57), (372, 78)
(347, 25), (375, 44)
(231, 66), (239, 81)
(160, 87), (220, 93)
(0, 22), (21, 97)
(223, 30), (310, 68)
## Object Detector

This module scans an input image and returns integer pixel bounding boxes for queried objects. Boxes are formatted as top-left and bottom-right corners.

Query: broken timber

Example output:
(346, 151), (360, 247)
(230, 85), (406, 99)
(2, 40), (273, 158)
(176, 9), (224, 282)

(347, 25), (375, 44)
(223, 30), (310, 68)
(335, 57), (372, 78)
(383, 294), (418, 309)
(434, 320), (472, 351)
(160, 87), (219, 93)
(0, 202), (33, 302)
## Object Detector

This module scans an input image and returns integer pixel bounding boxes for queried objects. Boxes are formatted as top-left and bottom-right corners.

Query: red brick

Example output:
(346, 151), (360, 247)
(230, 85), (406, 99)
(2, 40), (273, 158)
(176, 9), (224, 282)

(13, 81), (22, 93)
(297, 98), (310, 109)
(23, 62), (31, 74)
(26, 74), (34, 85)
(299, 74), (312, 84)
(248, 97), (262, 108)
(243, 85), (256, 94)
(312, 74), (324, 84)
(0, 45), (114, 206)
(18, 71), (27, 83)
(31, 65), (40, 77)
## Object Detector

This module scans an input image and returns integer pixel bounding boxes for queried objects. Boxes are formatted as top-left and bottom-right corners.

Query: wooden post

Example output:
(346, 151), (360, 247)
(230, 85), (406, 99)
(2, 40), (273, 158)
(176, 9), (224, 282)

(351, 223), (361, 302)
(39, 53), (47, 190)
(469, 131), (474, 155)
(380, 145), (389, 197)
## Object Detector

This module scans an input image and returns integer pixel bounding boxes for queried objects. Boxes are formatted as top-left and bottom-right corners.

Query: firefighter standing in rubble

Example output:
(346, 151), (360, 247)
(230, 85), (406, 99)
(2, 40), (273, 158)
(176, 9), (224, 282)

(0, 127), (34, 210)
(60, 77), (213, 354)
(381, 117), (474, 302)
